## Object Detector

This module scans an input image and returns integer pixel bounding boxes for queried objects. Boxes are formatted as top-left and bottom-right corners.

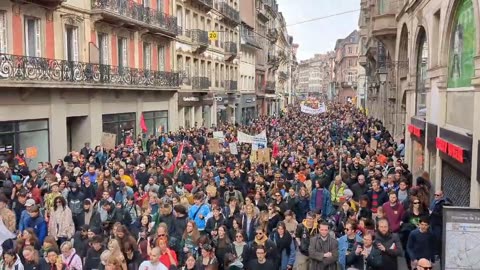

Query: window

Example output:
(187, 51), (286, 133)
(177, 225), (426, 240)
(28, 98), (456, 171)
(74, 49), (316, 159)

(156, 0), (164, 11)
(98, 33), (109, 65)
(65, 25), (79, 61)
(102, 113), (136, 145)
(143, 110), (168, 136)
(118, 37), (127, 68)
(0, 12), (7, 53)
(176, 6), (183, 34)
(143, 43), (151, 70)
(415, 29), (428, 117)
(158, 44), (165, 71)
(348, 46), (352, 54)
(143, 0), (149, 8)
(25, 17), (41, 57)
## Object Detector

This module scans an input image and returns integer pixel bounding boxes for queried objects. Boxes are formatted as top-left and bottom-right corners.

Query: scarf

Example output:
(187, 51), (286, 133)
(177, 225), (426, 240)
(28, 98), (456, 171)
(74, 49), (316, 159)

(273, 231), (292, 256)
(254, 235), (268, 246)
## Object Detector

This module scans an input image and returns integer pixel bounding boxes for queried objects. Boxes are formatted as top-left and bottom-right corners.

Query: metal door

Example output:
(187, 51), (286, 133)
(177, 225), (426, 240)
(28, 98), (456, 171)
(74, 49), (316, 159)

(441, 162), (470, 206)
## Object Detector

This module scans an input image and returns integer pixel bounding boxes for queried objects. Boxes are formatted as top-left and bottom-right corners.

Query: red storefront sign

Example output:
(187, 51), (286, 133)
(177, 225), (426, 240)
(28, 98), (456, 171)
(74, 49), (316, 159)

(408, 124), (422, 137)
(436, 137), (464, 163)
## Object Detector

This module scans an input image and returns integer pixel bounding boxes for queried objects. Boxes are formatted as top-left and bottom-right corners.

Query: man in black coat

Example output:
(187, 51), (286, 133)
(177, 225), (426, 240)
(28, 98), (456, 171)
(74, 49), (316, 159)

(346, 232), (383, 269)
(375, 218), (403, 270)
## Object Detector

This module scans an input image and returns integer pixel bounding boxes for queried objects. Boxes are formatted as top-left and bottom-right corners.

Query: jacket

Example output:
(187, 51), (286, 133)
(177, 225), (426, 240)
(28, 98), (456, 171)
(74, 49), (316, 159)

(375, 232), (403, 270)
(406, 228), (435, 262)
(188, 203), (210, 231)
(310, 188), (335, 219)
(61, 248), (82, 270)
(308, 234), (339, 270)
(270, 231), (296, 269)
(382, 202), (405, 233)
(338, 234), (363, 270)
(48, 207), (75, 240)
(25, 215), (47, 244)
(345, 243), (383, 270)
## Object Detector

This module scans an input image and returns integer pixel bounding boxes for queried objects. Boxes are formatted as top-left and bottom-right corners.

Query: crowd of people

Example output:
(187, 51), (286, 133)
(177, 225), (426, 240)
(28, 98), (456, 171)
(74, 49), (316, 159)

(0, 103), (451, 270)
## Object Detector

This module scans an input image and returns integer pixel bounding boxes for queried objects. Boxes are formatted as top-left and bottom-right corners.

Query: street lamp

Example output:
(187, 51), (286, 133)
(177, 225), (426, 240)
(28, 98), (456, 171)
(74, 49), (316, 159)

(378, 67), (388, 85)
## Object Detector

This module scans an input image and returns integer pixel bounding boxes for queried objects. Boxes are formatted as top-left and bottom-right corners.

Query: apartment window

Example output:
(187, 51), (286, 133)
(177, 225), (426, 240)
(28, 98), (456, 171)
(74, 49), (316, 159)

(176, 6), (183, 34)
(185, 10), (191, 30)
(98, 33), (109, 65)
(158, 44), (165, 71)
(143, 43), (151, 70)
(143, 0), (150, 8)
(185, 57), (191, 80)
(348, 46), (352, 54)
(118, 37), (127, 68)
(24, 17), (41, 57)
(0, 12), (7, 53)
(65, 25), (79, 62)
(157, 0), (164, 11)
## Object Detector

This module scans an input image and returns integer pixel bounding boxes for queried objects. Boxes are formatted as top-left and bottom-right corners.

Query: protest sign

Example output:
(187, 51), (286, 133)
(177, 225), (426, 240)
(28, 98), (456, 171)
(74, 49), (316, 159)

(101, 133), (117, 150)
(300, 103), (327, 115)
(213, 131), (224, 142)
(257, 148), (271, 163)
(250, 149), (258, 162)
(25, 146), (38, 159)
(208, 138), (220, 153)
(229, 142), (238, 155)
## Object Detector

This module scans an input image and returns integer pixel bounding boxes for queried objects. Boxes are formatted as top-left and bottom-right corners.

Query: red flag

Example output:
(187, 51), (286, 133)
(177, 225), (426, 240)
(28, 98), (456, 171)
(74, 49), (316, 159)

(163, 142), (185, 175)
(140, 113), (148, 133)
(273, 142), (279, 158)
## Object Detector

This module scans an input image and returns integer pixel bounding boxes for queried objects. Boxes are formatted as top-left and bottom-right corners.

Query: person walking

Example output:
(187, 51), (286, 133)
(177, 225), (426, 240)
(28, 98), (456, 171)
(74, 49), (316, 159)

(407, 216), (436, 269)
(375, 218), (403, 270)
(308, 222), (338, 270)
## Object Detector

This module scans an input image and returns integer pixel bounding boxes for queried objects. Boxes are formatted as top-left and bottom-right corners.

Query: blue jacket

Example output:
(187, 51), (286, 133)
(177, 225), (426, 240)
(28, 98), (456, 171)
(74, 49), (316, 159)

(338, 234), (363, 270)
(310, 188), (334, 219)
(19, 209), (44, 232)
(24, 215), (47, 244)
(188, 204), (210, 231)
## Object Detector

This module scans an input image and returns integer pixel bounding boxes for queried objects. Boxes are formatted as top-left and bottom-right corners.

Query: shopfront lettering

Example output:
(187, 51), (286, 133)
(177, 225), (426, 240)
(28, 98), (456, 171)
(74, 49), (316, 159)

(436, 137), (465, 163)
(408, 124), (422, 138)
(183, 97), (200, 102)
(215, 97), (223, 102)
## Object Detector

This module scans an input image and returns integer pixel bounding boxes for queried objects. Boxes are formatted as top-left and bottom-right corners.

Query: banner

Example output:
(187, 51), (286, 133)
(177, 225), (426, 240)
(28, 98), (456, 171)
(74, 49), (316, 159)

(213, 131), (225, 142)
(229, 142), (238, 155)
(237, 130), (267, 145)
(101, 133), (117, 150)
(257, 148), (271, 163)
(300, 103), (327, 115)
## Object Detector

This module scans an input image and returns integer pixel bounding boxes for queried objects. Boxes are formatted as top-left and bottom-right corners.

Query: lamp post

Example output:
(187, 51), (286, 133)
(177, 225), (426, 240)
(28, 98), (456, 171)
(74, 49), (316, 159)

(377, 66), (388, 125)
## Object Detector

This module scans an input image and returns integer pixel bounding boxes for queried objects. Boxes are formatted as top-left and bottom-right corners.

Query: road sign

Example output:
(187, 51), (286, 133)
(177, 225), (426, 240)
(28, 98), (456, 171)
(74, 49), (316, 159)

(208, 31), (218, 41)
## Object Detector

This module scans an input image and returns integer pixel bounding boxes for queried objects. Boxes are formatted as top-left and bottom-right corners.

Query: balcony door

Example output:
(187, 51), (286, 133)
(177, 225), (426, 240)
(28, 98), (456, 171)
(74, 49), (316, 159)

(24, 17), (41, 57)
(65, 25), (79, 62)
(118, 38), (128, 68)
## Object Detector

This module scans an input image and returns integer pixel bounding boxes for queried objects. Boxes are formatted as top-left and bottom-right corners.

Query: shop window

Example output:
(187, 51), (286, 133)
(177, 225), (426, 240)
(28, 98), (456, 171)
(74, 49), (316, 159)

(143, 111), (168, 136)
(18, 120), (48, 132)
(102, 113), (136, 145)
(448, 0), (476, 88)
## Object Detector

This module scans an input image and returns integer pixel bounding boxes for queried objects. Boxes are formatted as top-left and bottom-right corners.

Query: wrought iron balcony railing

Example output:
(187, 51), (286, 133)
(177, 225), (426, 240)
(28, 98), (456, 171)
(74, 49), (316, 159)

(23, 0), (65, 8)
(193, 0), (213, 11)
(266, 81), (276, 90)
(224, 42), (238, 56)
(0, 53), (180, 88)
(91, 0), (178, 36)
(241, 31), (262, 49)
(192, 76), (210, 90)
(264, 0), (278, 14)
(225, 80), (238, 91)
(191, 29), (209, 47)
(219, 2), (240, 25)
(267, 28), (279, 42)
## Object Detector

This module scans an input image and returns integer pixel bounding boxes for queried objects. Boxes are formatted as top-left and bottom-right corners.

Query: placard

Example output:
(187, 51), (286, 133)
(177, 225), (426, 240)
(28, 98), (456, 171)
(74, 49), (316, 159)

(213, 131), (225, 142)
(25, 146), (38, 159)
(257, 148), (271, 164)
(250, 149), (258, 163)
(229, 142), (238, 155)
(208, 138), (220, 153)
(370, 139), (378, 150)
(101, 133), (117, 150)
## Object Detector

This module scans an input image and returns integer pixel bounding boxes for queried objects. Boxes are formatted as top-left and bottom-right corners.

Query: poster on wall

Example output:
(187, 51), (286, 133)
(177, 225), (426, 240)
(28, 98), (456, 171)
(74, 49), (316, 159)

(101, 133), (117, 150)
(448, 0), (476, 88)
(443, 207), (480, 270)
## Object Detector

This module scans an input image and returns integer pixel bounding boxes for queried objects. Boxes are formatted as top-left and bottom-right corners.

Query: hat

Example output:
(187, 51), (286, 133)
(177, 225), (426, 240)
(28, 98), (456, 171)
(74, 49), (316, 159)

(25, 199), (36, 207)
(12, 175), (22, 183)
(50, 182), (59, 187)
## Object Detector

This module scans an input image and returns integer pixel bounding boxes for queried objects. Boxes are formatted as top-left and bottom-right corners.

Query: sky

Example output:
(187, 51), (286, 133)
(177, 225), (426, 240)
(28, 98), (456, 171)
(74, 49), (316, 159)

(277, 0), (360, 61)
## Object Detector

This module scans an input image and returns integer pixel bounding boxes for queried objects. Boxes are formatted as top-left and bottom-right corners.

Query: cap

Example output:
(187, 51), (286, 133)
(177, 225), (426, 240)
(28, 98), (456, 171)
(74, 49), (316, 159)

(25, 199), (36, 207)
(84, 198), (93, 205)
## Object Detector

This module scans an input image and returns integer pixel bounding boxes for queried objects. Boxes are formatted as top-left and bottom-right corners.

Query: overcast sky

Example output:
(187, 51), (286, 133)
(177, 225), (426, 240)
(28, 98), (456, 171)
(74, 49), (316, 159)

(277, 0), (360, 61)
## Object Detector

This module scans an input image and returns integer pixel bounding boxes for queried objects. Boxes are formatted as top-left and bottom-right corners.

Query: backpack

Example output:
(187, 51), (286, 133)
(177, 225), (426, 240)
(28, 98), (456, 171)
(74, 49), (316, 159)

(69, 198), (82, 215)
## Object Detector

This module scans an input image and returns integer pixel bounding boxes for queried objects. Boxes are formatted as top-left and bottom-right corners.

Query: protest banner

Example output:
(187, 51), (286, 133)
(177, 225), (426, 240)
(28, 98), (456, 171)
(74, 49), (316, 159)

(237, 131), (254, 144)
(213, 131), (225, 142)
(257, 148), (271, 163)
(238, 130), (267, 146)
(300, 103), (327, 115)
(250, 149), (258, 162)
(101, 133), (117, 150)
(229, 142), (238, 155)
(208, 138), (220, 153)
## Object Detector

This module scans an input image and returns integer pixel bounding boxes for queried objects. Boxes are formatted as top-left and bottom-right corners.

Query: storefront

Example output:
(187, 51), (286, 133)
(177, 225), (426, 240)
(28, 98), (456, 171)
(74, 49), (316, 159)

(436, 128), (472, 206)
(178, 93), (213, 128)
(102, 113), (136, 145)
(408, 117), (426, 182)
(0, 120), (49, 169)
(216, 94), (236, 124)
(426, 122), (438, 191)
(143, 111), (169, 136)
(237, 94), (256, 125)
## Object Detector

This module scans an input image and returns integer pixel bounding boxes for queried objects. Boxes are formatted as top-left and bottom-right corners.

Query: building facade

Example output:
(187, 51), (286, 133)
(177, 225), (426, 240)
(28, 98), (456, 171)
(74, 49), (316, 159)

(0, 0), (179, 164)
(296, 53), (334, 99)
(333, 30), (359, 104)
(175, 0), (240, 127)
(359, 0), (480, 207)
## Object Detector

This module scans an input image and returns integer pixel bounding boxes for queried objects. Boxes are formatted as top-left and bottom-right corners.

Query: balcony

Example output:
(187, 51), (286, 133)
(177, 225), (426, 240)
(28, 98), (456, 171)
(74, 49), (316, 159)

(241, 31), (262, 49)
(190, 29), (209, 53)
(372, 0), (399, 39)
(264, 0), (278, 16)
(192, 76), (210, 90)
(267, 53), (280, 69)
(225, 80), (238, 92)
(15, 0), (65, 8)
(191, 0), (213, 12)
(265, 81), (276, 94)
(256, 7), (269, 22)
(0, 53), (180, 89)
(224, 42), (238, 61)
(91, 0), (178, 37)
(341, 81), (357, 88)
(218, 2), (240, 26)
(267, 28), (279, 43)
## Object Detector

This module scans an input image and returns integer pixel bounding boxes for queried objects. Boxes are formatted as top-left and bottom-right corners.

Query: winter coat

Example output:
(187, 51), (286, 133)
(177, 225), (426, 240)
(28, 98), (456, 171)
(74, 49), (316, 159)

(48, 207), (75, 240)
(375, 232), (403, 270)
(308, 234), (339, 270)
(61, 248), (82, 270)
(345, 243), (383, 270)
(25, 215), (47, 244)
(310, 188), (335, 219)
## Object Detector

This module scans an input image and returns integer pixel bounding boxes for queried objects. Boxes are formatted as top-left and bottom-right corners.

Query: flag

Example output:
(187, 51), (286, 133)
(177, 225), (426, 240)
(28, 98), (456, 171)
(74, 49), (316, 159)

(140, 113), (148, 133)
(273, 142), (279, 158)
(163, 141), (185, 175)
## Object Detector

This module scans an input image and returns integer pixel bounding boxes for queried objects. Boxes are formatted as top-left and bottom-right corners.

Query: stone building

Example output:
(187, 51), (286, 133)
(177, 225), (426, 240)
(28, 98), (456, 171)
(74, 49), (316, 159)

(359, 0), (480, 207)
(333, 30), (359, 103)
(297, 52), (334, 99)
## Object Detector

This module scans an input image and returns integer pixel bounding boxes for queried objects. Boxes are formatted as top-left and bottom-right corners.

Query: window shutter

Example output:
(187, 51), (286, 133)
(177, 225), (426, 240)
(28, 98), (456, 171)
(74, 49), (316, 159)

(102, 35), (109, 64)
(145, 44), (151, 70)
(35, 19), (41, 57)
(158, 45), (165, 71)
(0, 12), (6, 53)
(24, 19), (30, 56)
(122, 38), (127, 67)
(72, 27), (79, 61)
